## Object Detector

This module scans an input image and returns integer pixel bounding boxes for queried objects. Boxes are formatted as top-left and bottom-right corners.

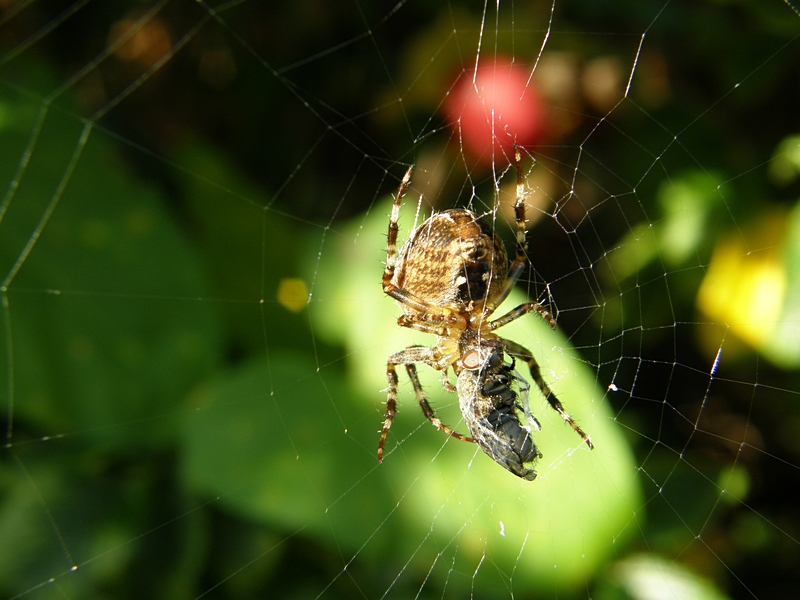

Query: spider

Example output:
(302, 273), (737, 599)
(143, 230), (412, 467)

(377, 149), (593, 479)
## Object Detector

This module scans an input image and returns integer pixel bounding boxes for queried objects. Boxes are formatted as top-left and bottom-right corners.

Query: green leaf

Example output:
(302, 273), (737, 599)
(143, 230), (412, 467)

(0, 86), (220, 451)
(301, 193), (642, 594)
(594, 554), (731, 600)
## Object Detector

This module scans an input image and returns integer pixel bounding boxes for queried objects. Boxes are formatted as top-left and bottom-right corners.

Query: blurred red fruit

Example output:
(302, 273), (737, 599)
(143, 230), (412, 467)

(444, 58), (546, 166)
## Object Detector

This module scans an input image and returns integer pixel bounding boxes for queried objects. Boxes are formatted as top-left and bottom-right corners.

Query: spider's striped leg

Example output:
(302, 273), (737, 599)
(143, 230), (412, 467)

(378, 346), (473, 463)
(405, 362), (473, 443)
(378, 362), (400, 462)
(381, 167), (449, 314)
(382, 166), (413, 293)
(488, 301), (556, 332)
(486, 147), (531, 313)
(503, 338), (593, 450)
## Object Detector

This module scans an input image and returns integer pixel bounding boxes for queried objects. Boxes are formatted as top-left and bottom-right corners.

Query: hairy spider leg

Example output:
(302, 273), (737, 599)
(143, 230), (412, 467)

(488, 301), (556, 332)
(378, 346), (474, 462)
(381, 166), (432, 314)
(484, 147), (532, 315)
(382, 166), (462, 325)
(503, 338), (593, 450)
(478, 148), (557, 336)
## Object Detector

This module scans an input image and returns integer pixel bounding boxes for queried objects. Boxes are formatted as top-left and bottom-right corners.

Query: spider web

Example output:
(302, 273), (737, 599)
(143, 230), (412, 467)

(1, 1), (800, 599)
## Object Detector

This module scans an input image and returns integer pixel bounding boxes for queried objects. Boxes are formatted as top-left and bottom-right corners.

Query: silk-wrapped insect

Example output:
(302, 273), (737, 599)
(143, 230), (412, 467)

(457, 343), (542, 480)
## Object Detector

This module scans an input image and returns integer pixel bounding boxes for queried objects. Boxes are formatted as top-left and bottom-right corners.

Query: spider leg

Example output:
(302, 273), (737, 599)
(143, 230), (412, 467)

(378, 346), (473, 462)
(405, 362), (473, 443)
(383, 166), (414, 290)
(486, 147), (530, 313)
(382, 166), (432, 314)
(378, 362), (400, 462)
(439, 367), (457, 393)
(502, 338), (593, 450)
(397, 314), (461, 337)
(488, 301), (556, 332)
(382, 167), (463, 317)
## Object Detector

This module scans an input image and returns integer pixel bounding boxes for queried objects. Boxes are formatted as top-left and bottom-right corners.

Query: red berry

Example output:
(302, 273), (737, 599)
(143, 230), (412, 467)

(445, 58), (546, 166)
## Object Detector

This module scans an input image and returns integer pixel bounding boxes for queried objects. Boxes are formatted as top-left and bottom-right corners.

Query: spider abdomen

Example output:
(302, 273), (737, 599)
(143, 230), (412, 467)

(392, 209), (508, 313)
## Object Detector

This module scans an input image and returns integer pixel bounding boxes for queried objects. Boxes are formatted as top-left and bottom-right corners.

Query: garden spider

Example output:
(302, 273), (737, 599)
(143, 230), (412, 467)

(377, 149), (593, 479)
